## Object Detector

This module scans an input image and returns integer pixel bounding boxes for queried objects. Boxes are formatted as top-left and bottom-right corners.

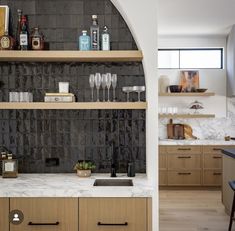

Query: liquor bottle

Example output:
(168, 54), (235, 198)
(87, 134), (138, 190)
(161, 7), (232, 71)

(15, 9), (22, 50)
(0, 30), (15, 50)
(31, 27), (44, 50)
(79, 30), (91, 51)
(19, 15), (29, 50)
(101, 26), (110, 51)
(90, 15), (100, 50)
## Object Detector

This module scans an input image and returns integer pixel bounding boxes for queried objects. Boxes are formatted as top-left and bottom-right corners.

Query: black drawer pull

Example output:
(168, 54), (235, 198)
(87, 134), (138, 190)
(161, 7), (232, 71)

(213, 173), (222, 176)
(178, 148), (191, 151)
(213, 156), (222, 159)
(28, 222), (59, 226)
(178, 156), (191, 159)
(213, 148), (222, 151)
(97, 222), (128, 226)
(178, 173), (191, 175)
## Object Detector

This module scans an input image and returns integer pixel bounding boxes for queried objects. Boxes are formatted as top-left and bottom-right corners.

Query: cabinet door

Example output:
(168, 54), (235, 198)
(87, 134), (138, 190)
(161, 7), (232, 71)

(10, 198), (78, 231)
(203, 170), (222, 186)
(79, 198), (147, 231)
(203, 153), (222, 169)
(0, 198), (9, 231)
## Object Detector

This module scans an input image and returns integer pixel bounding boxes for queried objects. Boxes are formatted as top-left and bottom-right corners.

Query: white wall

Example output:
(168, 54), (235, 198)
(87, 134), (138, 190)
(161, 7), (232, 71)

(111, 1), (158, 230)
(158, 36), (227, 117)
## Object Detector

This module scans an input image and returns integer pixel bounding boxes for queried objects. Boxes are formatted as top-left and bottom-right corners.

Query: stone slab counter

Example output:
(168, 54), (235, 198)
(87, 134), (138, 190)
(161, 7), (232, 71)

(159, 139), (235, 145)
(0, 174), (153, 197)
(222, 149), (235, 214)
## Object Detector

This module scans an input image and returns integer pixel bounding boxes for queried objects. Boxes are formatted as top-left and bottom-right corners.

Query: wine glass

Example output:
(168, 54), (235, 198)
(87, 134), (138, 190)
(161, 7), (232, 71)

(122, 86), (133, 102)
(89, 74), (95, 101)
(111, 74), (117, 102)
(133, 86), (145, 102)
(106, 73), (112, 102)
(95, 73), (102, 102)
(101, 74), (107, 102)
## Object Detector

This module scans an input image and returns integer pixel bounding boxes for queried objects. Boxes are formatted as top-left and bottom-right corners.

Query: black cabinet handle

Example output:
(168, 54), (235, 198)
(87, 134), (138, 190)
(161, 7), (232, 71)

(177, 148), (191, 151)
(178, 173), (191, 175)
(213, 173), (222, 176)
(213, 148), (222, 151)
(213, 156), (222, 159)
(28, 222), (59, 226)
(178, 156), (191, 159)
(97, 222), (128, 226)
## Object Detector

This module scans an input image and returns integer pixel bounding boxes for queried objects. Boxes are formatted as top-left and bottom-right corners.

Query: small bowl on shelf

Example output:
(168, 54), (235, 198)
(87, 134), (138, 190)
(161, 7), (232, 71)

(196, 88), (208, 93)
(169, 85), (182, 93)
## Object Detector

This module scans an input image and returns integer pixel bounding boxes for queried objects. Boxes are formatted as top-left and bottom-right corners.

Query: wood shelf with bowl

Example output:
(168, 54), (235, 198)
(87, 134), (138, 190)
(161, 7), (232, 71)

(159, 114), (215, 119)
(0, 102), (147, 110)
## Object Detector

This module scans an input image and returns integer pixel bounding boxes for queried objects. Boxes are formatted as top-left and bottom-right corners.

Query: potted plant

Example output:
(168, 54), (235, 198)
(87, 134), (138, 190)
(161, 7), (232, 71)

(73, 161), (96, 177)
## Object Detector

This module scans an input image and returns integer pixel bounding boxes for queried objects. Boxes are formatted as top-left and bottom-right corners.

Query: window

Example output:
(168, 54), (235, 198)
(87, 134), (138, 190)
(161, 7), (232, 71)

(158, 48), (223, 69)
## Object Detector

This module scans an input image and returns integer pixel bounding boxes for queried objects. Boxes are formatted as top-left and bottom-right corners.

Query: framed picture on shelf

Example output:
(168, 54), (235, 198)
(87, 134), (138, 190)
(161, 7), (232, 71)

(180, 70), (199, 92)
(0, 5), (9, 36)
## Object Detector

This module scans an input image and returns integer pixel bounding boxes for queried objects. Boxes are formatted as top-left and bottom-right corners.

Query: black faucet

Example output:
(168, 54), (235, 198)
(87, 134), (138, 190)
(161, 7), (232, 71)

(110, 142), (117, 177)
(111, 163), (117, 177)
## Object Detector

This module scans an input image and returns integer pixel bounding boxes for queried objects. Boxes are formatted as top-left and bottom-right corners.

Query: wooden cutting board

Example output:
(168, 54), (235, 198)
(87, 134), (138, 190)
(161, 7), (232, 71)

(184, 124), (197, 139)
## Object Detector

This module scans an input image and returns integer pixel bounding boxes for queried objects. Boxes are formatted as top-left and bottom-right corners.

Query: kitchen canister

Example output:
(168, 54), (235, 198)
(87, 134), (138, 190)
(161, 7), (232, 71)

(159, 75), (170, 93)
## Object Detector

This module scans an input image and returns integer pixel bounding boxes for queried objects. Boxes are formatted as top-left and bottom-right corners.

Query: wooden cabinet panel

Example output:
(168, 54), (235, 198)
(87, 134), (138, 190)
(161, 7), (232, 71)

(79, 198), (147, 231)
(0, 198), (9, 231)
(166, 145), (202, 154)
(168, 154), (201, 170)
(168, 171), (201, 186)
(159, 146), (166, 154)
(203, 170), (222, 186)
(159, 153), (167, 170)
(203, 153), (222, 169)
(159, 170), (167, 186)
(10, 198), (78, 231)
(203, 145), (235, 154)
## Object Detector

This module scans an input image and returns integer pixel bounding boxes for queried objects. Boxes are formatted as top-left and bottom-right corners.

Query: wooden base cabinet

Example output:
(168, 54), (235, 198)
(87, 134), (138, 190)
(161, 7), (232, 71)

(79, 198), (149, 231)
(10, 198), (78, 231)
(0, 198), (9, 231)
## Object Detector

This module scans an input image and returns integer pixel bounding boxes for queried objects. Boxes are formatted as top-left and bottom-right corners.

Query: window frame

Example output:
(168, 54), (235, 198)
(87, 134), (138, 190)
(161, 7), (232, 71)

(158, 48), (224, 69)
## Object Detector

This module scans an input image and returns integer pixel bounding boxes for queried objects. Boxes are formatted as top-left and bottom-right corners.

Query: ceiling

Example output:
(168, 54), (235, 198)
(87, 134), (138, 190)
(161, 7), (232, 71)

(158, 0), (235, 36)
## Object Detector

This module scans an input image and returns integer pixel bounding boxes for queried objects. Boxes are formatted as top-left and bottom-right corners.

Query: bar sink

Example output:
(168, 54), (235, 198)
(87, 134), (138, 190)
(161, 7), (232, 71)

(93, 179), (133, 186)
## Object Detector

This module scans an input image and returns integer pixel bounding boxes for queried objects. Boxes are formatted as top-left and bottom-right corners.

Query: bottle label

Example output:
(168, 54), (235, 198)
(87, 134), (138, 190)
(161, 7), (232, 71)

(20, 34), (28, 46)
(0, 36), (10, 49)
(91, 29), (98, 49)
(102, 34), (110, 51)
(32, 37), (41, 50)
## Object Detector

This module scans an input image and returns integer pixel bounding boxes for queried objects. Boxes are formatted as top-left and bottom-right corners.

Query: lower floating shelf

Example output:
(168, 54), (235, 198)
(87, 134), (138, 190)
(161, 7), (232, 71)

(0, 102), (147, 110)
(159, 114), (215, 119)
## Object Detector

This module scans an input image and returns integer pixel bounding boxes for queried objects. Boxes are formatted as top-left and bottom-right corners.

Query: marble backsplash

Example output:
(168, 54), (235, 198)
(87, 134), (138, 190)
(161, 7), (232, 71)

(159, 97), (235, 140)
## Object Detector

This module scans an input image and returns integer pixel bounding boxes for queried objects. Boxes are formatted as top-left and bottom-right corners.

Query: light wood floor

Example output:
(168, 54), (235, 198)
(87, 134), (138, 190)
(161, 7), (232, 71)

(159, 190), (231, 231)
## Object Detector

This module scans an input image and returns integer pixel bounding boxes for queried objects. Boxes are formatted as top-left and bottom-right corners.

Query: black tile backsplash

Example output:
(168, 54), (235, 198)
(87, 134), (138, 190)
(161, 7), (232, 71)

(0, 0), (146, 173)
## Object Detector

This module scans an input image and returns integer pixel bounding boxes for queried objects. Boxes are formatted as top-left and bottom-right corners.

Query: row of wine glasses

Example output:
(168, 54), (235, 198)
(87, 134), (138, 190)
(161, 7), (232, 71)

(89, 73), (117, 102)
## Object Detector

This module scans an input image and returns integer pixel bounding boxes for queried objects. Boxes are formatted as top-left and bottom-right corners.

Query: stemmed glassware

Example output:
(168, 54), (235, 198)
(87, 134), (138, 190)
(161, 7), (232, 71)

(95, 73), (102, 102)
(101, 74), (107, 102)
(111, 74), (117, 102)
(133, 86), (145, 102)
(89, 74), (95, 101)
(122, 87), (133, 102)
(106, 73), (112, 102)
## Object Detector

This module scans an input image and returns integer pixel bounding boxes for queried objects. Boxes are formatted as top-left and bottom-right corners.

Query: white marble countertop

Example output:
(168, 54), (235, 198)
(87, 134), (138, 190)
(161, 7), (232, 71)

(159, 139), (235, 145)
(0, 174), (153, 198)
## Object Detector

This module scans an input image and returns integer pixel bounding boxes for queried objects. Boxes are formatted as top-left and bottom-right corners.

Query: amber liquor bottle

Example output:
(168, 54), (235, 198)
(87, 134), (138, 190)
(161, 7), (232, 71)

(19, 16), (29, 50)
(31, 27), (44, 50)
(15, 9), (22, 50)
(0, 30), (15, 50)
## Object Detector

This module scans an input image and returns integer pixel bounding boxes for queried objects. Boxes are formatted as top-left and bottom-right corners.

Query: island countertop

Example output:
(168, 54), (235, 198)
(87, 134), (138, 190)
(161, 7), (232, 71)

(0, 174), (153, 198)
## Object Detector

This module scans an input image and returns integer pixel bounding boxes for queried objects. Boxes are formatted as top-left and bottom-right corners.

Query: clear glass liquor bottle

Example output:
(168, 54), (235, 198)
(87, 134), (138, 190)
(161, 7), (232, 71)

(90, 15), (100, 50)
(31, 27), (44, 50)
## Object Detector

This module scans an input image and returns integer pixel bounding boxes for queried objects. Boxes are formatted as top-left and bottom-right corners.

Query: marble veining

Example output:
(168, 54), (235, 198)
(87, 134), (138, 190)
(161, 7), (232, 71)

(0, 174), (153, 197)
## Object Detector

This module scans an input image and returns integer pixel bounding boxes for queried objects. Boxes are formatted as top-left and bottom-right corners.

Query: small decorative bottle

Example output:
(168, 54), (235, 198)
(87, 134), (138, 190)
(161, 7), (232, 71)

(79, 30), (91, 51)
(90, 15), (100, 50)
(19, 15), (29, 50)
(15, 9), (22, 50)
(31, 27), (44, 50)
(0, 30), (15, 50)
(101, 26), (110, 51)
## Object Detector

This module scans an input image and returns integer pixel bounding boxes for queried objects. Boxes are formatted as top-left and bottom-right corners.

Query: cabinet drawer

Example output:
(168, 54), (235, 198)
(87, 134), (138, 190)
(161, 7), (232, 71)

(203, 153), (222, 169)
(0, 198), (9, 231)
(166, 146), (202, 154)
(10, 198), (78, 231)
(168, 154), (201, 170)
(203, 145), (235, 154)
(168, 171), (201, 186)
(159, 153), (167, 170)
(159, 146), (166, 154)
(203, 170), (222, 186)
(79, 198), (147, 231)
(159, 170), (167, 186)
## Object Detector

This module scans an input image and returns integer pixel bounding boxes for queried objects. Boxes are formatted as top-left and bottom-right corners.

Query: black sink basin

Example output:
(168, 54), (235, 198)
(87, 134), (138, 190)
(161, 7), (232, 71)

(93, 179), (133, 186)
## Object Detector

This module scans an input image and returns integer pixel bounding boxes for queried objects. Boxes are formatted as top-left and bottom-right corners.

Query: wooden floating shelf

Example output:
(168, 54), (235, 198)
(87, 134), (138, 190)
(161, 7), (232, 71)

(0, 50), (143, 62)
(159, 114), (215, 119)
(0, 102), (147, 110)
(159, 92), (215, 96)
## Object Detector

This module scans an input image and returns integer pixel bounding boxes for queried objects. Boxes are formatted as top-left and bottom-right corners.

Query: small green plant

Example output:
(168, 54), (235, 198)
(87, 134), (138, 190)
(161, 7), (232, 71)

(73, 161), (96, 171)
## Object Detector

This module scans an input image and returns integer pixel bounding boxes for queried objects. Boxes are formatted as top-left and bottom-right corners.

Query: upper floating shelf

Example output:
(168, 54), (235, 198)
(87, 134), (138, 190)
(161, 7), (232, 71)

(159, 92), (215, 97)
(159, 114), (215, 119)
(0, 50), (143, 62)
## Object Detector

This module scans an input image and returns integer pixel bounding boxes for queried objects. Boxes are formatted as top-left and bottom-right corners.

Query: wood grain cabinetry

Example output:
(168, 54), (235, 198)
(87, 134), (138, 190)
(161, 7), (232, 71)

(79, 198), (149, 231)
(0, 198), (9, 231)
(159, 147), (167, 186)
(10, 198), (78, 231)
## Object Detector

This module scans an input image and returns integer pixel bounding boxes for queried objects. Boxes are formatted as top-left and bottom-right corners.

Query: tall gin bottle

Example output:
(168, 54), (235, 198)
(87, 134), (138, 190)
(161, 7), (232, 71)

(15, 9), (22, 50)
(90, 15), (99, 50)
(101, 26), (110, 50)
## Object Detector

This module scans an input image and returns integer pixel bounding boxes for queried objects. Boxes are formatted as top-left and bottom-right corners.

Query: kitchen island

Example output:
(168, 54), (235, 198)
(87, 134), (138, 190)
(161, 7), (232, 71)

(222, 149), (235, 214)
